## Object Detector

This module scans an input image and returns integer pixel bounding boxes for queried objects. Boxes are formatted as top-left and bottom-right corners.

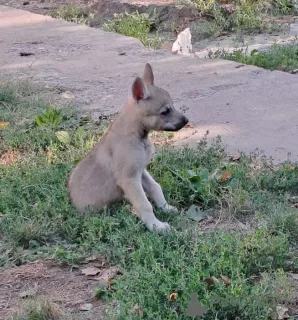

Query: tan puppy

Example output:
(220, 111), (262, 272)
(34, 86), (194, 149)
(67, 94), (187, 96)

(68, 63), (188, 232)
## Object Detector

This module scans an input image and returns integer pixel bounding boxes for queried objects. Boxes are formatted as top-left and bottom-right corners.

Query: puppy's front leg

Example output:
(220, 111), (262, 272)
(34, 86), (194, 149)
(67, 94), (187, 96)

(119, 177), (171, 232)
(142, 170), (178, 213)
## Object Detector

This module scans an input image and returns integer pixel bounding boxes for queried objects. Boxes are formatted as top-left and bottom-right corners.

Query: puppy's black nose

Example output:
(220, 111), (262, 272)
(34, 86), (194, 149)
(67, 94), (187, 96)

(183, 116), (189, 125)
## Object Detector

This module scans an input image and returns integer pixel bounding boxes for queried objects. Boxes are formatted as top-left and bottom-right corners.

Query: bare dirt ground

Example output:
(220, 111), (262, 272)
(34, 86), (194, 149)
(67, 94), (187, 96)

(0, 258), (113, 319)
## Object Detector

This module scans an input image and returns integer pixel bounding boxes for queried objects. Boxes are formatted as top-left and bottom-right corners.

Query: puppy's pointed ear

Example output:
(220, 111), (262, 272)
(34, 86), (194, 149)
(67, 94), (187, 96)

(142, 63), (154, 86)
(132, 77), (150, 102)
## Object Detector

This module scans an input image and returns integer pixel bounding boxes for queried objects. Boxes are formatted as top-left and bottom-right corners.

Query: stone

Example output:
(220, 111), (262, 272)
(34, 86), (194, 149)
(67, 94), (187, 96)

(172, 27), (192, 56)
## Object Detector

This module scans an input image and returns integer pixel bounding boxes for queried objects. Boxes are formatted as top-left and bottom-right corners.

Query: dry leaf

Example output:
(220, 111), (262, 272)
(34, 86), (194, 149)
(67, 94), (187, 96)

(0, 122), (9, 129)
(220, 171), (232, 182)
(79, 303), (93, 311)
(168, 293), (178, 301)
(204, 276), (220, 287)
(133, 304), (143, 316)
(81, 267), (101, 276)
(229, 154), (241, 161)
(94, 267), (120, 287)
(276, 305), (288, 320)
(220, 275), (231, 286)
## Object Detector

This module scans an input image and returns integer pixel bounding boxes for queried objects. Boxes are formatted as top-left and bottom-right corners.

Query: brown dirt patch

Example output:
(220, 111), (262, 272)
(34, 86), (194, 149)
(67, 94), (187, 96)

(0, 260), (110, 319)
(0, 150), (21, 166)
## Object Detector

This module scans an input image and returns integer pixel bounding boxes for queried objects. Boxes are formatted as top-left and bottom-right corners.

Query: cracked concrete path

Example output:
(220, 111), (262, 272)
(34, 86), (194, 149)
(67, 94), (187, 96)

(0, 5), (298, 163)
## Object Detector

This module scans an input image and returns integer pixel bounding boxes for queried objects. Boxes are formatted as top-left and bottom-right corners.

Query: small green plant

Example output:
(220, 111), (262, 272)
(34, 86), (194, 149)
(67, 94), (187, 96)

(51, 4), (104, 27)
(274, 0), (298, 14)
(35, 108), (64, 128)
(51, 4), (90, 24)
(103, 11), (162, 49)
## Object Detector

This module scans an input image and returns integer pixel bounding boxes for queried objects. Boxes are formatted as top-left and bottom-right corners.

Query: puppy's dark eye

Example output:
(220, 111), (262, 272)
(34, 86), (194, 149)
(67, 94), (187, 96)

(161, 108), (170, 116)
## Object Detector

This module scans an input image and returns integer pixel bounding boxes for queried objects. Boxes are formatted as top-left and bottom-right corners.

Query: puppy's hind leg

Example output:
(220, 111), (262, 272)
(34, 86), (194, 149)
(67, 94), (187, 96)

(142, 170), (178, 213)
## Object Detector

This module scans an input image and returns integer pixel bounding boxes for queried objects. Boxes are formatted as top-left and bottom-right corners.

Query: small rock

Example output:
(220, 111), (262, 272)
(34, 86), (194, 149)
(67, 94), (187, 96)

(172, 28), (192, 56)
(81, 267), (101, 276)
(62, 91), (75, 99)
(276, 305), (288, 320)
(19, 289), (36, 299)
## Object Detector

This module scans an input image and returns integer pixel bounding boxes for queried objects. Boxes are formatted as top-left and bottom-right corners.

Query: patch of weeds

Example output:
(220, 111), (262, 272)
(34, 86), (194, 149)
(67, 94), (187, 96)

(13, 297), (64, 320)
(0, 81), (50, 124)
(103, 11), (162, 49)
(269, 203), (298, 241)
(191, 0), (264, 33)
(208, 42), (298, 72)
(104, 226), (289, 319)
(1, 107), (75, 153)
(273, 0), (298, 14)
(3, 218), (52, 249)
(51, 4), (90, 25)
(51, 4), (104, 28)
(52, 245), (89, 266)
(189, 0), (295, 38)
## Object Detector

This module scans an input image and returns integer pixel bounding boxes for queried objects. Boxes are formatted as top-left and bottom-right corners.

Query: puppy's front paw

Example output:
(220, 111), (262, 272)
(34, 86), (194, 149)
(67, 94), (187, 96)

(162, 204), (178, 213)
(147, 219), (171, 233)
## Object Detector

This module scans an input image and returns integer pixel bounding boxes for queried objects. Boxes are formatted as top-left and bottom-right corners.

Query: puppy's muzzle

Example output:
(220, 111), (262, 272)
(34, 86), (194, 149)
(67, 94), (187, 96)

(174, 115), (189, 130)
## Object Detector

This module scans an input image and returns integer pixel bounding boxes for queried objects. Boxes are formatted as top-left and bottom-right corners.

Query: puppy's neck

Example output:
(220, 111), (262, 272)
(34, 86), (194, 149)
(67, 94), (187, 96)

(111, 100), (150, 140)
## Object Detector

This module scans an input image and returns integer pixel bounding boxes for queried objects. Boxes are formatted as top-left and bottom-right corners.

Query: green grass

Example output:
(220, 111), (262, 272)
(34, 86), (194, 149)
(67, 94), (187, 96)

(1, 80), (298, 319)
(208, 41), (298, 72)
(103, 11), (162, 49)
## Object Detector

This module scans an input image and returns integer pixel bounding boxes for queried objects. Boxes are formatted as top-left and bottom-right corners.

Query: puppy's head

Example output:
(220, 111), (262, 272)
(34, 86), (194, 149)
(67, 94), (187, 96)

(130, 63), (188, 132)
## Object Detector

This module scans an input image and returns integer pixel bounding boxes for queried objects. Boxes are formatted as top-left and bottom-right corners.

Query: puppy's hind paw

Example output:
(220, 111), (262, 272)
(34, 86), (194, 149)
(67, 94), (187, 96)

(162, 204), (179, 213)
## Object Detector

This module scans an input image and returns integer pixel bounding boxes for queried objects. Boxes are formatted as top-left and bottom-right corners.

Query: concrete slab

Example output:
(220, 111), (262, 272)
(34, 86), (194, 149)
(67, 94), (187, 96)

(0, 5), (298, 163)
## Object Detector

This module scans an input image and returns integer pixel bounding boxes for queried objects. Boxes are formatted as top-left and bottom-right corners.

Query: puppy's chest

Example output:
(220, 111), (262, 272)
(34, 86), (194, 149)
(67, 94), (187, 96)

(142, 139), (154, 163)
